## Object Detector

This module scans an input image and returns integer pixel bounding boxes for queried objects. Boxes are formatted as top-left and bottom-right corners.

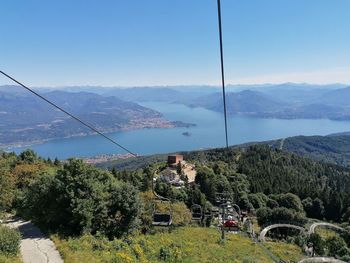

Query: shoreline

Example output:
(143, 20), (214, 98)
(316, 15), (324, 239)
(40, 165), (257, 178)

(1, 120), (196, 151)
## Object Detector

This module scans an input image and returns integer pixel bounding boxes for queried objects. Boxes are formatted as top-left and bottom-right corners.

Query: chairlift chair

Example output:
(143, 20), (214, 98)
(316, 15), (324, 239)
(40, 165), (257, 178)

(215, 192), (233, 205)
(152, 201), (172, 226)
(223, 212), (240, 232)
(191, 204), (203, 221)
(204, 210), (212, 218)
(223, 219), (239, 232)
(151, 170), (173, 227)
(211, 206), (220, 218)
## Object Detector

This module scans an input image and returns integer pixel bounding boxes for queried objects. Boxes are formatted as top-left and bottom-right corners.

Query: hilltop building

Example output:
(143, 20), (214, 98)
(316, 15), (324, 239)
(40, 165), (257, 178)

(168, 154), (184, 167)
(157, 154), (197, 187)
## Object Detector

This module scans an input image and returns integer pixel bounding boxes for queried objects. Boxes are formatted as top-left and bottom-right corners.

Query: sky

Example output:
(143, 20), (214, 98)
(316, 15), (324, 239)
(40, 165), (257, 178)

(1, 0), (350, 87)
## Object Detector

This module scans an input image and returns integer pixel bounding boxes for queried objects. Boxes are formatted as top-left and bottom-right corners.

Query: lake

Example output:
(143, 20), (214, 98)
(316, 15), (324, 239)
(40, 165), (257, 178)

(12, 102), (350, 159)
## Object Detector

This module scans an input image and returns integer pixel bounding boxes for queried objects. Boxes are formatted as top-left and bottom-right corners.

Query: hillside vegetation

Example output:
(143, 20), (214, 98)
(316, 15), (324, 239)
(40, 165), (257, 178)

(0, 86), (183, 147)
(53, 227), (304, 263)
(97, 134), (350, 171)
(269, 135), (350, 168)
(2, 145), (350, 261)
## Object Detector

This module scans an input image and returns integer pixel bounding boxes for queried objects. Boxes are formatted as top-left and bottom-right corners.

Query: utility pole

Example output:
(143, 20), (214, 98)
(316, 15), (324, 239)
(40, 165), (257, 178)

(221, 204), (226, 240)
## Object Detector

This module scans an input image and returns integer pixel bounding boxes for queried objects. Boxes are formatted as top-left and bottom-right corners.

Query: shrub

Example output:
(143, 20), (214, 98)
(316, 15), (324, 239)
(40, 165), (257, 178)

(159, 246), (171, 260)
(0, 225), (21, 256)
(273, 193), (304, 213)
(248, 193), (266, 209)
(326, 236), (348, 258)
(0, 171), (16, 211)
(20, 159), (142, 238)
(256, 206), (306, 227)
(302, 197), (325, 219)
(308, 233), (325, 256)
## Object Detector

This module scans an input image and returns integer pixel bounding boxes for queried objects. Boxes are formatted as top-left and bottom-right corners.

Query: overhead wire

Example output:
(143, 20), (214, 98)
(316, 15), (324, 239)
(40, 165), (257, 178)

(0, 70), (137, 157)
(217, 0), (229, 149)
(2, 1), (230, 155)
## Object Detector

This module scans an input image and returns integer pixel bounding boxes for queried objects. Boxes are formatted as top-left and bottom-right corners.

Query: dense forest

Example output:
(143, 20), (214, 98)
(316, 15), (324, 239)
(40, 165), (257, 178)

(269, 135), (350, 168)
(182, 145), (350, 222)
(97, 134), (350, 171)
(1, 145), (350, 261)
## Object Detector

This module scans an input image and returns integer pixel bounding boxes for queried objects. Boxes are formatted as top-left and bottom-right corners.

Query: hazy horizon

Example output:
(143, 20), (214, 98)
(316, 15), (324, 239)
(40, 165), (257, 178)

(1, 82), (349, 90)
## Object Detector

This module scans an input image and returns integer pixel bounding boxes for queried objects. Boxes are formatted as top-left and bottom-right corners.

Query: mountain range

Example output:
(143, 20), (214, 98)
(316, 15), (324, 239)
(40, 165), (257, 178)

(182, 85), (350, 120)
(3, 82), (350, 147)
(98, 83), (350, 120)
(0, 86), (189, 147)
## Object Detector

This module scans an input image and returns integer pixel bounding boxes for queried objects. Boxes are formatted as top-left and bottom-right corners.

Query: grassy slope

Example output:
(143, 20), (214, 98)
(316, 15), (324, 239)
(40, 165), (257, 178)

(315, 228), (339, 239)
(53, 227), (304, 263)
(0, 254), (21, 263)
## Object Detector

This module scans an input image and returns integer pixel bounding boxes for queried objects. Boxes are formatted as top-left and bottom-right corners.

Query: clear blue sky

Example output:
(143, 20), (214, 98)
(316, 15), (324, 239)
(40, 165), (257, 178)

(1, 0), (350, 86)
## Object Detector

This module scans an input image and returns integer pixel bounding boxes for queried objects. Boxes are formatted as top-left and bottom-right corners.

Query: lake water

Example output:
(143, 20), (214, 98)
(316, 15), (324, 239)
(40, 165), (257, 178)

(12, 102), (350, 159)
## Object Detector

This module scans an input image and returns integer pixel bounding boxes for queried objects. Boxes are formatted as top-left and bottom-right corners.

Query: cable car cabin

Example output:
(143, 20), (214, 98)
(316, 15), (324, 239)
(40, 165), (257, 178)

(152, 212), (172, 226)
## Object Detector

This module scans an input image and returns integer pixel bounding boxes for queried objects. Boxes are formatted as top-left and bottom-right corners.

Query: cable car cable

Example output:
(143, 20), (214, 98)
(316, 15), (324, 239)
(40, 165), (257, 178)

(1, 0), (229, 155)
(217, 0), (229, 149)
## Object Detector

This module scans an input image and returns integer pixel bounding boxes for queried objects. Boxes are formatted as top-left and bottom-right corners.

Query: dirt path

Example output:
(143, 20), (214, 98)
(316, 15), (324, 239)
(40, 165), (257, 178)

(5, 217), (63, 263)
(279, 138), (285, 150)
(298, 257), (347, 263)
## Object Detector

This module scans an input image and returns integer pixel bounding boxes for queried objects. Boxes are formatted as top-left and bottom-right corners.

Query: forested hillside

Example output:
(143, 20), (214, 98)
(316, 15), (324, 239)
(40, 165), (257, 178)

(0, 86), (185, 147)
(173, 84), (350, 120)
(2, 146), (350, 261)
(269, 135), (350, 168)
(98, 134), (350, 171)
(98, 143), (350, 224)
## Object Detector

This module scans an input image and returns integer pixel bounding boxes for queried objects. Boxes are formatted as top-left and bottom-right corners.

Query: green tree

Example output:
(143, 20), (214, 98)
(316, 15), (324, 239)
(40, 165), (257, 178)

(186, 185), (206, 208)
(327, 236), (348, 258)
(266, 198), (279, 209)
(325, 192), (343, 221)
(54, 157), (60, 166)
(18, 149), (39, 164)
(303, 197), (324, 219)
(256, 207), (272, 226)
(248, 193), (268, 209)
(0, 225), (21, 256)
(274, 193), (304, 213)
(176, 162), (182, 175)
(104, 182), (142, 237)
(0, 170), (16, 211)
(195, 166), (217, 202)
(21, 159), (141, 238)
(308, 233), (325, 256)
(19, 173), (59, 227)
(141, 167), (152, 191)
